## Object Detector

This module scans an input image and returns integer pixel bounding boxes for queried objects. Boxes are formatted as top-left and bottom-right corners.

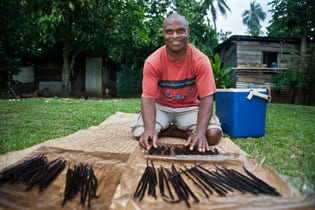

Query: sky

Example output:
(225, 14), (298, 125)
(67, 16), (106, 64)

(215, 0), (272, 36)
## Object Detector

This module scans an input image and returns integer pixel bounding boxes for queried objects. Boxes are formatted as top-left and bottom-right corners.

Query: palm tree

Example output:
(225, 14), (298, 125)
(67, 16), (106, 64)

(242, 1), (266, 36)
(202, 0), (231, 31)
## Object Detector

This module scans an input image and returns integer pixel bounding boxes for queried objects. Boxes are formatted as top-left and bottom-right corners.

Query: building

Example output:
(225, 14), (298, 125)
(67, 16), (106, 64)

(214, 35), (304, 103)
(9, 54), (118, 98)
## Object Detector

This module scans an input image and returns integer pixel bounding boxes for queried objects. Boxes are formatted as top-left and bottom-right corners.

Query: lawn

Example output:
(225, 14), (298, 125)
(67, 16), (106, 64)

(0, 98), (314, 187)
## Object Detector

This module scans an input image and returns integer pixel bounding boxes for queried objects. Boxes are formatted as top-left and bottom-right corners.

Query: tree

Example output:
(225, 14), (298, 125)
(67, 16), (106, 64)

(0, 0), (40, 98)
(267, 0), (315, 104)
(0, 0), (27, 74)
(24, 0), (147, 96)
(272, 44), (314, 104)
(201, 0), (231, 31)
(217, 29), (232, 43)
(242, 1), (266, 36)
(24, 0), (104, 96)
(109, 0), (155, 96)
(169, 0), (219, 57)
(2, 0), (220, 97)
(267, 0), (315, 53)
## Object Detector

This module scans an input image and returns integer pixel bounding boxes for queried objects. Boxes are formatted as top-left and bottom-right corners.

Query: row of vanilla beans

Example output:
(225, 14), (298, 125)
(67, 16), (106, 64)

(148, 145), (219, 156)
(134, 161), (281, 208)
(0, 154), (66, 192)
(0, 154), (99, 209)
(62, 163), (99, 208)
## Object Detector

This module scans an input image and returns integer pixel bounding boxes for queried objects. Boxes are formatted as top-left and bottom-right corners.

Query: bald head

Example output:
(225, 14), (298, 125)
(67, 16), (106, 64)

(163, 13), (189, 29)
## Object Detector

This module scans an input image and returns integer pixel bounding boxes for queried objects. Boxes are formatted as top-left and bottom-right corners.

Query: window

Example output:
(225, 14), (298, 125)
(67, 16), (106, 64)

(263, 52), (278, 67)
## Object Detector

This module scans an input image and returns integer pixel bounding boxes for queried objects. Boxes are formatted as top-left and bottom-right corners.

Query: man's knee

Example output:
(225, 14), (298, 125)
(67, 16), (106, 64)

(206, 128), (222, 145)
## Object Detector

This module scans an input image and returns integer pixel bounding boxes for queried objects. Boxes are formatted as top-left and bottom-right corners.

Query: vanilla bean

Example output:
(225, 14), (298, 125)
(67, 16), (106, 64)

(161, 166), (174, 200)
(0, 154), (47, 185)
(171, 165), (189, 198)
(158, 166), (166, 198)
(179, 167), (209, 198)
(196, 165), (234, 193)
(168, 164), (205, 180)
(39, 159), (66, 192)
(215, 167), (257, 194)
(242, 166), (281, 196)
(62, 168), (76, 206)
(21, 157), (48, 185)
(62, 163), (99, 208)
(148, 161), (157, 199)
(165, 167), (191, 208)
(229, 168), (265, 194)
(134, 161), (153, 201)
(186, 166), (214, 195)
(80, 165), (89, 206)
(88, 166), (99, 199)
(193, 167), (227, 196)
(134, 166), (148, 198)
(172, 165), (199, 203)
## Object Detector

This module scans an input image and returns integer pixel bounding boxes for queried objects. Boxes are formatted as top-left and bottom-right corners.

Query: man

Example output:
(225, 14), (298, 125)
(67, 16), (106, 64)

(130, 12), (222, 152)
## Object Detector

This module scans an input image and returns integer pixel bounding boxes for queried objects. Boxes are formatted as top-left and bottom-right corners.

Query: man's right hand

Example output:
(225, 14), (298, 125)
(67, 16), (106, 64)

(139, 130), (158, 150)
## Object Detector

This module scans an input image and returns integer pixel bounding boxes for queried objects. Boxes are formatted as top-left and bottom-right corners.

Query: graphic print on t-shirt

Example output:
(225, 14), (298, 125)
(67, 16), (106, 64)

(158, 77), (196, 101)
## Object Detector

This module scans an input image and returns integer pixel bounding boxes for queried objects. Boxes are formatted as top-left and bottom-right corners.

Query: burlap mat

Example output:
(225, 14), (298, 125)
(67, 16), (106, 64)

(0, 147), (129, 210)
(113, 146), (315, 210)
(0, 112), (314, 210)
(0, 112), (138, 210)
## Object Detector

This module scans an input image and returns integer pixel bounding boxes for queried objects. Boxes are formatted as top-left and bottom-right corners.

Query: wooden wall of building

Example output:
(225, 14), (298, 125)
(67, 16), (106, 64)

(236, 41), (299, 68)
(221, 44), (237, 67)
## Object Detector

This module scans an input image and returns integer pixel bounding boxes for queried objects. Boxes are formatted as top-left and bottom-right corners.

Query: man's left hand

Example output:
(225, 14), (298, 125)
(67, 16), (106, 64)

(184, 130), (209, 152)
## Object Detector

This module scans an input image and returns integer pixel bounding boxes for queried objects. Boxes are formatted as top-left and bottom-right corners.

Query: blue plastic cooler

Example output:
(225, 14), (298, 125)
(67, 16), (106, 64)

(215, 89), (270, 138)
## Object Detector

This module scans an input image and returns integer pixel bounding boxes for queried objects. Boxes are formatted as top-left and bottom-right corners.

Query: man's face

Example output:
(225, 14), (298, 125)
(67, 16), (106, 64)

(162, 18), (189, 54)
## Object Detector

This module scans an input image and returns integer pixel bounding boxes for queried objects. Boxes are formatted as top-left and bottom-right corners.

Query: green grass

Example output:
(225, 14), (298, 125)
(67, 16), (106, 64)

(0, 98), (140, 154)
(232, 103), (315, 185)
(0, 98), (314, 186)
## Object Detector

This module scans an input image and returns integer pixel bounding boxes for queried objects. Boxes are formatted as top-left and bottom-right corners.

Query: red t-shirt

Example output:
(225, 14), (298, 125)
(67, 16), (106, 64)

(142, 44), (216, 108)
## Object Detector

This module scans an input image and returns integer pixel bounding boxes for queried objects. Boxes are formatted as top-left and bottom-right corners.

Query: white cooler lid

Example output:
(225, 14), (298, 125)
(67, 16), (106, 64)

(216, 88), (267, 92)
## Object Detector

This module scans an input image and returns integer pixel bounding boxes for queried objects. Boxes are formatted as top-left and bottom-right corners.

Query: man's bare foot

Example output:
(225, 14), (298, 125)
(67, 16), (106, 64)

(159, 125), (191, 139)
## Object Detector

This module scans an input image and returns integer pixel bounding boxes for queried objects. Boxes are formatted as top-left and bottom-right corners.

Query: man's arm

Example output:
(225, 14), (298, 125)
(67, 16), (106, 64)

(185, 94), (213, 152)
(139, 97), (159, 150)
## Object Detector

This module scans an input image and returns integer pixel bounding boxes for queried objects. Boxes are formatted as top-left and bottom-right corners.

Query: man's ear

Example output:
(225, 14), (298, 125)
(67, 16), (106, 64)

(186, 27), (190, 35)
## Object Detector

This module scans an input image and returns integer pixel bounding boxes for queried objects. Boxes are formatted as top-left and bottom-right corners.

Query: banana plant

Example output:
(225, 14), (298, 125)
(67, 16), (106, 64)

(211, 53), (234, 88)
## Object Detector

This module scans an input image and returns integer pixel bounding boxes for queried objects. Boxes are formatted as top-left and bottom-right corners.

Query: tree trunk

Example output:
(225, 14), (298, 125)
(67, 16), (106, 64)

(289, 86), (295, 104)
(295, 35), (308, 104)
(61, 42), (71, 97)
(300, 36), (307, 54)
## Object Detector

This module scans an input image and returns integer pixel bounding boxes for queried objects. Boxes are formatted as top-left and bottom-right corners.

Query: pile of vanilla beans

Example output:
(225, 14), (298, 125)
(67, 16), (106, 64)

(148, 145), (219, 156)
(0, 154), (99, 209)
(62, 163), (99, 208)
(0, 154), (66, 192)
(134, 161), (281, 208)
